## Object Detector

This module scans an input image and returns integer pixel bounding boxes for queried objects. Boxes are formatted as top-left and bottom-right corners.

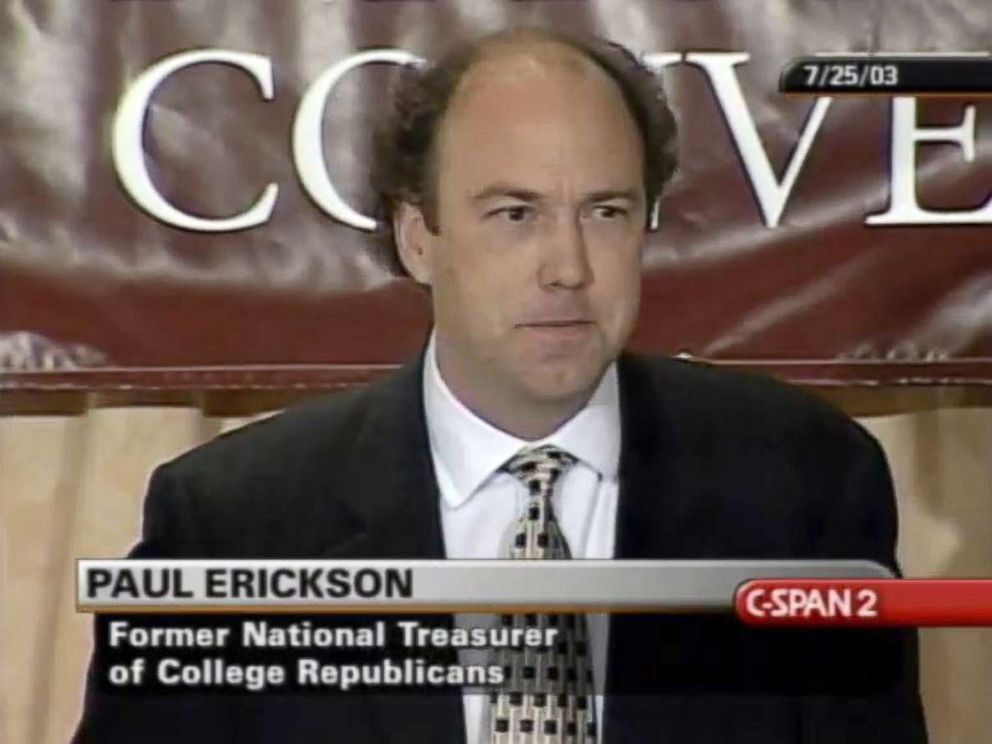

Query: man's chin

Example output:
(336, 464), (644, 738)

(514, 362), (605, 408)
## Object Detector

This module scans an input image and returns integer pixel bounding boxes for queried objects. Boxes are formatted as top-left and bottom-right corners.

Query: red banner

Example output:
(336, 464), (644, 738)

(2, 1), (992, 390)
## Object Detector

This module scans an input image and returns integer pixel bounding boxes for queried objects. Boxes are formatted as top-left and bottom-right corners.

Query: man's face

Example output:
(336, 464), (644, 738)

(401, 43), (647, 414)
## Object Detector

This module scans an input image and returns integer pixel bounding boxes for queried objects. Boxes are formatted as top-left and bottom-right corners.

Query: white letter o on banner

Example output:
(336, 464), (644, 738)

(292, 49), (424, 232)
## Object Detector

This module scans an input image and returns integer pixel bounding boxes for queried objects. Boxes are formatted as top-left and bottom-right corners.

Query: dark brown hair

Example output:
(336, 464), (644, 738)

(369, 28), (679, 276)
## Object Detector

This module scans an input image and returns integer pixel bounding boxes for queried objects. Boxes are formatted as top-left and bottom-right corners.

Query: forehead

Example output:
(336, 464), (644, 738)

(435, 41), (644, 192)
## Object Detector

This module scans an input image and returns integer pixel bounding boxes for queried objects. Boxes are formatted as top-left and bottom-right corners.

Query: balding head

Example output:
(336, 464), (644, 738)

(457, 28), (613, 84)
(435, 36), (646, 223)
(371, 28), (678, 268)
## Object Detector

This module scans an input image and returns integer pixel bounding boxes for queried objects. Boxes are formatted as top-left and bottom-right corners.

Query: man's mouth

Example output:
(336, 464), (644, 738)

(518, 319), (592, 328)
(515, 320), (595, 343)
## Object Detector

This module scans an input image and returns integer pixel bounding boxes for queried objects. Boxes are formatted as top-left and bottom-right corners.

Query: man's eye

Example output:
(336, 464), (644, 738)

(592, 205), (627, 219)
(489, 206), (532, 223)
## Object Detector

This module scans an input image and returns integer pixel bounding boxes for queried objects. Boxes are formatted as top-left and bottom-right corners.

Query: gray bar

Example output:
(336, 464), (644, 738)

(77, 559), (893, 612)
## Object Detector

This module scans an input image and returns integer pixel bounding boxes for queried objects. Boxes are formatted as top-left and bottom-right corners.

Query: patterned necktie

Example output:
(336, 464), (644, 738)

(485, 444), (596, 744)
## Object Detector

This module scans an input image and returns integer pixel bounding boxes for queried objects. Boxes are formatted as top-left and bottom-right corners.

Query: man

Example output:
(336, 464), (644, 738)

(75, 28), (927, 743)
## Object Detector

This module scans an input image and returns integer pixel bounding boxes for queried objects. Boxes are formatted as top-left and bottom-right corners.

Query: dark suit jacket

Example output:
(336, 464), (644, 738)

(74, 353), (928, 743)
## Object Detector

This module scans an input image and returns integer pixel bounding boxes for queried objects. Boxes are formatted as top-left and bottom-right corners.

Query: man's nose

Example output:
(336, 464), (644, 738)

(538, 215), (591, 290)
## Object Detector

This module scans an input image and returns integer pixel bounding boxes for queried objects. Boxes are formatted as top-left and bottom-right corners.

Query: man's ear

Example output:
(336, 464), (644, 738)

(394, 202), (435, 285)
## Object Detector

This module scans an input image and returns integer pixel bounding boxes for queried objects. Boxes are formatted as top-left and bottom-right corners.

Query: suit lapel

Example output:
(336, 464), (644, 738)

(324, 356), (466, 744)
(327, 357), (446, 560)
(607, 354), (687, 741)
(606, 355), (798, 744)
(613, 353), (681, 560)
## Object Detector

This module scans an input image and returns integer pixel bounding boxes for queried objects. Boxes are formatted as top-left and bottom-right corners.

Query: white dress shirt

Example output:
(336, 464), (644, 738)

(422, 333), (620, 744)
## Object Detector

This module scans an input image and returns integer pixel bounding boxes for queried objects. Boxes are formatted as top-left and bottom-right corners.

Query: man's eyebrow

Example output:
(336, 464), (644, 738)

(583, 189), (641, 204)
(470, 186), (642, 203)
(471, 185), (543, 203)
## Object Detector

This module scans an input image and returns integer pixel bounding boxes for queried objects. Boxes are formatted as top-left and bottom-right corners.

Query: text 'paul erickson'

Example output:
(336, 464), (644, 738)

(84, 566), (414, 601)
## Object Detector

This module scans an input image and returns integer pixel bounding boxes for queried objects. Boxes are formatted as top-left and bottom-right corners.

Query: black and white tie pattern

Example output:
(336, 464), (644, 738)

(486, 444), (596, 744)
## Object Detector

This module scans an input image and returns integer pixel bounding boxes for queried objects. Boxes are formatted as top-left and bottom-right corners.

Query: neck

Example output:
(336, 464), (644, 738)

(434, 342), (593, 441)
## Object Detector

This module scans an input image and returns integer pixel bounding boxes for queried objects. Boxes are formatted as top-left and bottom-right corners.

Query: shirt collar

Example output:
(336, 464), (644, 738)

(422, 331), (621, 509)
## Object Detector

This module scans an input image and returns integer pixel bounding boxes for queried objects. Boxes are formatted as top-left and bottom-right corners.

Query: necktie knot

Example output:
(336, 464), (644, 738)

(502, 444), (577, 496)
(501, 445), (577, 561)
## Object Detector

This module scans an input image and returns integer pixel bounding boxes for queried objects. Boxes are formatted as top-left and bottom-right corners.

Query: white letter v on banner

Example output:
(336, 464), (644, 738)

(685, 53), (832, 228)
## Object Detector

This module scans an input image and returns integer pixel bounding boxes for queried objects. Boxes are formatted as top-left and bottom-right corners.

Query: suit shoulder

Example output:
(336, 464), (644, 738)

(621, 353), (877, 452)
(160, 369), (399, 487)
